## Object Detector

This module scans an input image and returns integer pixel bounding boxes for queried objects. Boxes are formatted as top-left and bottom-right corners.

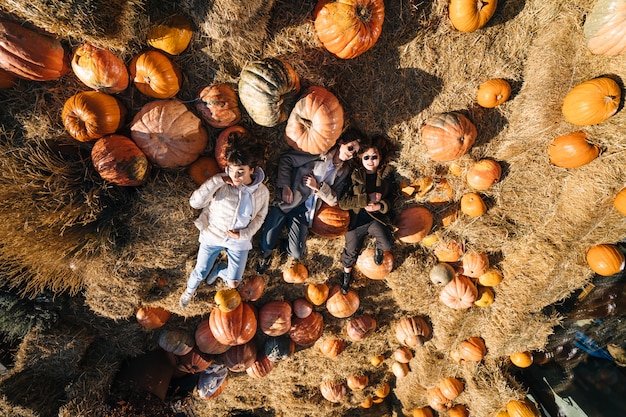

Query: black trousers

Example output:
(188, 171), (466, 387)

(259, 204), (308, 260)
(341, 220), (393, 268)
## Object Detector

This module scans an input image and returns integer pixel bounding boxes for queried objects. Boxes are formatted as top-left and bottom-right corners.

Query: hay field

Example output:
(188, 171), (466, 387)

(1, 0), (625, 416)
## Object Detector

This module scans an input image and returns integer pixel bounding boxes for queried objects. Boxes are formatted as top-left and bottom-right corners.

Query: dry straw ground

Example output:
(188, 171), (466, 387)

(1, 0), (625, 416)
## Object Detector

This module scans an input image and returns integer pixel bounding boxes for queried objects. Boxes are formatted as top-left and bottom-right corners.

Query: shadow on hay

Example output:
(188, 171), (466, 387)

(485, 0), (527, 30)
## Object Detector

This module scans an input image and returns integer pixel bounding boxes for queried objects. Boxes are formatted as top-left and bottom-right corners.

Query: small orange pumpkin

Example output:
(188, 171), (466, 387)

(477, 78), (511, 108)
(478, 267), (503, 286)
(71, 43), (129, 94)
(395, 316), (432, 347)
(326, 285), (360, 318)
(426, 386), (451, 411)
(311, 202), (351, 238)
(460, 192), (487, 217)
(346, 374), (368, 390)
(283, 262), (309, 284)
(506, 399), (540, 417)
(320, 380), (347, 403)
(586, 243), (625, 276)
(318, 337), (346, 358)
(305, 282), (330, 305)
(188, 155), (221, 185)
(510, 351), (533, 368)
(449, 0), (498, 32)
(355, 247), (394, 279)
(461, 251), (490, 278)
(346, 315), (377, 341)
(439, 377), (464, 400)
(614, 187), (626, 216)
(412, 407), (434, 417)
(62, 91), (127, 142)
(147, 14), (193, 56)
(129, 50), (182, 99)
(439, 276), (477, 309)
(196, 83), (242, 128)
(466, 158), (502, 190)
(434, 239), (465, 263)
(562, 77), (621, 126)
(395, 206), (434, 243)
(91, 134), (151, 186)
(136, 306), (171, 329)
(449, 404), (470, 417)
(458, 336), (487, 361)
(289, 311), (324, 346)
(259, 300), (292, 336)
(420, 112), (477, 162)
(548, 131), (600, 168)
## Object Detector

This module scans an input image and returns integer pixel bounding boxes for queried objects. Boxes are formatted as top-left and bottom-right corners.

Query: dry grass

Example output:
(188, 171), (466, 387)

(1, 0), (626, 416)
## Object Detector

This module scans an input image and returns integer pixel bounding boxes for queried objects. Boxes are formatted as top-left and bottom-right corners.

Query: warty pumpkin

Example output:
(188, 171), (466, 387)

(614, 187), (626, 216)
(476, 78), (511, 108)
(194, 318), (231, 354)
(318, 337), (346, 358)
(215, 125), (248, 170)
(188, 155), (221, 185)
(238, 57), (300, 127)
(130, 50), (182, 99)
(562, 77), (621, 125)
(460, 192), (487, 217)
(196, 83), (242, 128)
(147, 14), (193, 56)
(0, 18), (69, 81)
(259, 300), (292, 336)
(586, 243), (625, 276)
(326, 285), (360, 318)
(91, 134), (151, 186)
(395, 206), (434, 243)
(466, 158), (502, 190)
(285, 85), (344, 154)
(71, 43), (129, 94)
(420, 112), (477, 162)
(548, 131), (600, 168)
(355, 247), (394, 279)
(136, 306), (171, 329)
(583, 0), (626, 56)
(130, 99), (208, 168)
(395, 316), (432, 347)
(310, 202), (350, 238)
(209, 301), (257, 346)
(449, 0), (498, 32)
(314, 0), (385, 59)
(439, 275), (477, 309)
(62, 91), (127, 142)
(320, 380), (347, 403)
(289, 311), (324, 346)
(346, 315), (377, 341)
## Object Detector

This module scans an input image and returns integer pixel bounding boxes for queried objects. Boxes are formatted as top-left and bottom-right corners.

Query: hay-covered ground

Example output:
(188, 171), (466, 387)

(1, 0), (625, 416)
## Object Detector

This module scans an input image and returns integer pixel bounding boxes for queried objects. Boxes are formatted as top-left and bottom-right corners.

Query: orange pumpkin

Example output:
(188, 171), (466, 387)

(130, 99), (208, 168)
(311, 202), (350, 238)
(458, 336), (487, 361)
(420, 112), (477, 162)
(478, 267), (503, 286)
(326, 285), (360, 318)
(194, 318), (230, 354)
(584, 0), (626, 56)
(0, 68), (16, 88)
(461, 251), (489, 278)
(239, 275), (265, 302)
(439, 276), (477, 309)
(285, 85), (344, 154)
(562, 77), (621, 126)
(439, 377), (464, 400)
(318, 337), (346, 358)
(0, 19), (69, 81)
(412, 407), (434, 417)
(147, 14), (193, 56)
(136, 306), (171, 329)
(426, 386), (451, 411)
(313, 0), (385, 59)
(215, 125), (248, 170)
(305, 282), (330, 305)
(346, 315), (377, 341)
(395, 316), (432, 347)
(510, 351), (533, 368)
(346, 374), (368, 390)
(477, 78), (511, 108)
(283, 262), (309, 284)
(548, 131), (600, 168)
(188, 155), (221, 185)
(71, 43), (129, 93)
(91, 134), (151, 186)
(466, 158), (502, 190)
(506, 399), (540, 417)
(289, 311), (324, 346)
(614, 187), (626, 216)
(196, 83), (242, 128)
(320, 380), (347, 403)
(246, 352), (274, 378)
(434, 239), (465, 263)
(176, 346), (213, 374)
(129, 50), (182, 99)
(355, 247), (394, 279)
(62, 91), (127, 142)
(220, 340), (256, 372)
(449, 405), (470, 417)
(208, 301), (257, 346)
(449, 0), (498, 32)
(460, 192), (487, 217)
(259, 300), (292, 336)
(586, 243), (625, 276)
(395, 206), (434, 243)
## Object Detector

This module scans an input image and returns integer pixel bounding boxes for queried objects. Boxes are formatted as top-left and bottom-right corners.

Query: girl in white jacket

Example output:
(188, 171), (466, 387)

(180, 134), (269, 307)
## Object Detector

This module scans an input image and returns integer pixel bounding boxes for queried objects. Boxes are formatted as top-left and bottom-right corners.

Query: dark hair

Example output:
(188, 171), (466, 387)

(336, 127), (365, 146)
(359, 134), (397, 171)
(224, 131), (264, 169)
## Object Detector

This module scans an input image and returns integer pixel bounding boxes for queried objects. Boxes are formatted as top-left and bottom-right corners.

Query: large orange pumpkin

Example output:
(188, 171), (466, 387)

(136, 306), (171, 330)
(215, 125), (248, 170)
(355, 247), (394, 279)
(548, 131), (600, 168)
(208, 301), (257, 346)
(586, 243), (625, 276)
(439, 275), (477, 309)
(71, 43), (129, 94)
(188, 155), (221, 185)
(0, 68), (16, 88)
(476, 78), (511, 108)
(326, 285), (360, 318)
(147, 14), (193, 56)
(449, 0), (499, 32)
(130, 99), (208, 168)
(289, 311), (324, 346)
(395, 206), (434, 243)
(259, 300), (292, 336)
(194, 318), (231, 354)
(62, 91), (127, 142)
(313, 0), (385, 59)
(395, 316), (432, 347)
(311, 202), (350, 238)
(220, 340), (256, 372)
(0, 18), (69, 81)
(466, 158), (502, 190)
(91, 134), (151, 186)
(129, 50), (182, 99)
(196, 83), (242, 128)
(562, 77), (621, 126)
(285, 85), (344, 154)
(614, 187), (626, 216)
(584, 0), (626, 56)
(420, 112), (477, 162)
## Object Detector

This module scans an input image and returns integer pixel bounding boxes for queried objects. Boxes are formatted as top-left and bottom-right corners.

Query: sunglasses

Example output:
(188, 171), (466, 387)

(362, 155), (378, 161)
(345, 145), (359, 156)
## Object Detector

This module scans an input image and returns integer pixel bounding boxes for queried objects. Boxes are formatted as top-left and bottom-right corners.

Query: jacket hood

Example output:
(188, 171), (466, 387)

(241, 167), (265, 191)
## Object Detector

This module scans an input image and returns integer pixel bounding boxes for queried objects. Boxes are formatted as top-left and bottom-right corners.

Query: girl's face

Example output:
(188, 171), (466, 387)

(361, 148), (380, 173)
(338, 140), (360, 161)
(227, 164), (253, 186)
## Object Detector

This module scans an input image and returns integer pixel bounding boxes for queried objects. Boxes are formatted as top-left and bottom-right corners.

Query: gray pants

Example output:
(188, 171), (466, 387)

(341, 220), (393, 268)
(259, 204), (308, 260)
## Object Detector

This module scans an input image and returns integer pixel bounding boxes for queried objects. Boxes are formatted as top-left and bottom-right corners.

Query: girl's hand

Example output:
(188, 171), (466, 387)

(365, 203), (381, 212)
(368, 192), (382, 202)
(227, 230), (240, 239)
(282, 187), (293, 204)
(303, 174), (319, 191)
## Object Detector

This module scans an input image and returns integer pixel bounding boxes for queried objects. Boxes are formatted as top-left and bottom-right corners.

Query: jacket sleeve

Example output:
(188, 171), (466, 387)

(237, 185), (270, 241)
(275, 150), (316, 189)
(189, 174), (227, 209)
(316, 165), (353, 207)
(338, 177), (369, 211)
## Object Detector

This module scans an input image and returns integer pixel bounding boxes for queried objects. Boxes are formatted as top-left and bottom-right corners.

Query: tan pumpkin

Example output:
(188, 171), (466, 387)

(584, 0), (626, 56)
(449, 0), (498, 32)
(214, 288), (242, 312)
(449, 405), (470, 417)
(430, 262), (456, 286)
(439, 275), (477, 309)
(246, 352), (274, 378)
(196, 83), (242, 128)
(420, 112), (477, 161)
(458, 336), (487, 361)
(586, 243), (625, 276)
(412, 407), (434, 417)
(259, 300), (292, 336)
(461, 251), (490, 278)
(91, 134), (151, 186)
(318, 337), (346, 358)
(158, 329), (194, 356)
(510, 351), (533, 368)
(439, 377), (464, 400)
(147, 14), (193, 56)
(71, 43), (128, 93)
(326, 285), (360, 318)
(548, 131), (600, 168)
(478, 267), (503, 286)
(346, 315), (377, 341)
(355, 247), (394, 279)
(238, 58), (301, 127)
(314, 0), (385, 59)
(62, 91), (127, 142)
(395, 206), (434, 243)
(395, 316), (432, 347)
(434, 239), (465, 263)
(392, 361), (409, 378)
(292, 298), (313, 318)
(130, 99), (208, 168)
(285, 85), (344, 154)
(474, 285), (495, 307)
(311, 202), (350, 238)
(460, 192), (487, 217)
(0, 68), (16, 88)
(188, 155), (221, 185)
(194, 318), (231, 354)
(208, 302), (257, 346)
(477, 78), (511, 108)
(136, 306), (171, 329)
(220, 340), (256, 372)
(393, 347), (413, 363)
(426, 386), (451, 411)
(283, 261), (309, 284)
(129, 50), (182, 99)
(346, 374), (368, 390)
(320, 380), (347, 403)
(506, 399), (540, 417)
(466, 158), (502, 190)
(289, 311), (324, 346)
(215, 125), (248, 170)
(613, 187), (626, 216)
(0, 19), (69, 81)
(562, 77), (621, 126)
(305, 282), (330, 305)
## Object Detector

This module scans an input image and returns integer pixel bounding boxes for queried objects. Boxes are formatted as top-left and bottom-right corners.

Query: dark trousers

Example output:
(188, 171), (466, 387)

(341, 220), (393, 268)
(259, 204), (309, 260)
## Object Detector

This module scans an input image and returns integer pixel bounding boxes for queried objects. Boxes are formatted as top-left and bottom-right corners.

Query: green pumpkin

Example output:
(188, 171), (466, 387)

(583, 0), (626, 56)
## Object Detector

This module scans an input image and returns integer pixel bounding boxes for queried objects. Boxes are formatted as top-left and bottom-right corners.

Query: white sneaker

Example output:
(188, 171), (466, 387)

(179, 290), (194, 308)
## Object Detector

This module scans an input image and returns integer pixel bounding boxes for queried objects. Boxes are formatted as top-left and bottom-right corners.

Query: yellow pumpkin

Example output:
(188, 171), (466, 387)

(614, 187), (626, 215)
(474, 286), (495, 307)
(510, 351), (533, 368)
(505, 399), (540, 417)
(214, 288), (241, 312)
(147, 14), (193, 55)
(477, 78), (511, 108)
(449, 0), (499, 32)
(478, 267), (503, 286)
(586, 243), (625, 276)
(562, 77), (620, 126)
(548, 131), (600, 168)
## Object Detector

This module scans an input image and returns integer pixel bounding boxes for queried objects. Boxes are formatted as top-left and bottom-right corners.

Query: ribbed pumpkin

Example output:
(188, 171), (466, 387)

(466, 158), (502, 190)
(313, 0), (385, 59)
(221, 340), (256, 372)
(461, 252), (489, 278)
(586, 243), (625, 276)
(614, 187), (626, 216)
(215, 125), (248, 170)
(449, 0), (498, 32)
(283, 261), (309, 284)
(91, 135), (151, 186)
(584, 0), (626, 56)
(129, 50), (182, 99)
(289, 311), (324, 346)
(239, 275), (265, 302)
(176, 346), (213, 374)
(158, 329), (194, 356)
(355, 247), (394, 279)
(460, 192), (487, 217)
(130, 99), (208, 168)
(510, 351), (533, 368)
(562, 77), (621, 126)
(246, 352), (274, 378)
(420, 112), (477, 161)
(214, 288), (242, 312)
(439, 275), (477, 309)
(62, 91), (126, 142)
(194, 318), (231, 354)
(71, 43), (129, 93)
(135, 306), (170, 330)
(395, 316), (432, 347)
(285, 85), (344, 154)
(548, 131), (600, 168)
(147, 14), (193, 56)
(458, 336), (487, 361)
(506, 399), (540, 417)
(326, 285), (360, 318)
(347, 315), (377, 341)
(0, 68), (16, 88)
(196, 83), (242, 128)
(259, 300), (292, 336)
(311, 203), (350, 238)
(395, 206), (434, 243)
(209, 302), (257, 346)
(320, 380), (347, 403)
(346, 374), (368, 390)
(426, 386), (451, 411)
(439, 377), (464, 400)
(188, 155), (221, 185)
(238, 58), (300, 127)
(477, 78), (511, 108)
(305, 282), (330, 305)
(0, 18), (69, 81)
(318, 337), (346, 358)
(293, 298), (313, 318)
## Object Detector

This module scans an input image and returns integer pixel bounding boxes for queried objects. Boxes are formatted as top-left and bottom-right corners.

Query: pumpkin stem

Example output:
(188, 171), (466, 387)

(356, 5), (372, 23)
(296, 114), (313, 131)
